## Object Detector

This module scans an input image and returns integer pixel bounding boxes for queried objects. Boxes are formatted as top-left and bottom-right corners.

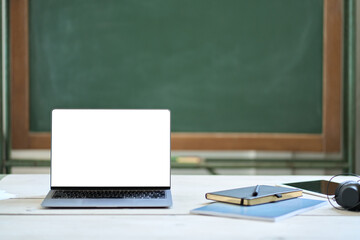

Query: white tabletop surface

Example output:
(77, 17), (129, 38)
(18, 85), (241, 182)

(0, 174), (359, 239)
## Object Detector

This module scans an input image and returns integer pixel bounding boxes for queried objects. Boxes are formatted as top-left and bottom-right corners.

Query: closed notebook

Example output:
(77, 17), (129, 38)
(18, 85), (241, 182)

(206, 185), (302, 206)
(191, 198), (326, 222)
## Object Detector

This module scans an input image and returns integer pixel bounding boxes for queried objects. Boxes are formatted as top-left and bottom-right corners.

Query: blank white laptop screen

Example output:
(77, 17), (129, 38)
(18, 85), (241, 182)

(51, 109), (170, 187)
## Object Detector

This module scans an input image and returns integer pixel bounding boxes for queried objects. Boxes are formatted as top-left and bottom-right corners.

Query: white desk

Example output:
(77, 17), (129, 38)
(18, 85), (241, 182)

(0, 174), (359, 239)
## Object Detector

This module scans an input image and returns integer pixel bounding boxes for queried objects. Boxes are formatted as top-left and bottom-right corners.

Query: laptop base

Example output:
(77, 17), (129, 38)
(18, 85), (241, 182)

(41, 190), (172, 208)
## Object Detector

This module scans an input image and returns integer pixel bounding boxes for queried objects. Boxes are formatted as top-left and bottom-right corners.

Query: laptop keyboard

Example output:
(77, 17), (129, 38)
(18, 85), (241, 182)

(52, 190), (166, 199)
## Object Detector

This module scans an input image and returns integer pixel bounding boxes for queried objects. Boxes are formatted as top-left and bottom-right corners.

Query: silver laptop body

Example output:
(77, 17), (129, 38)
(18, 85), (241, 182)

(42, 109), (172, 208)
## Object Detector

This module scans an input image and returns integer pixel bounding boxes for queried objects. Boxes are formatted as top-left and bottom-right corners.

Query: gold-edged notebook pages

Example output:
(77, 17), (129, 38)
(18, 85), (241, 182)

(206, 185), (302, 206)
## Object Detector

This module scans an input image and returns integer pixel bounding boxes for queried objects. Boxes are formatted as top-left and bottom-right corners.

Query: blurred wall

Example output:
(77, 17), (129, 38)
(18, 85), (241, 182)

(355, 0), (360, 174)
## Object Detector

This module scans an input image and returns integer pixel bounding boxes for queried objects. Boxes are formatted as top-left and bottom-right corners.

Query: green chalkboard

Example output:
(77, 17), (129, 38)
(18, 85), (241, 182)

(29, 0), (323, 133)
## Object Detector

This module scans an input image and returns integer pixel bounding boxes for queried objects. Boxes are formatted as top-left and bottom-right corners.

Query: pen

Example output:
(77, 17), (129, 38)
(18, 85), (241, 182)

(252, 185), (260, 196)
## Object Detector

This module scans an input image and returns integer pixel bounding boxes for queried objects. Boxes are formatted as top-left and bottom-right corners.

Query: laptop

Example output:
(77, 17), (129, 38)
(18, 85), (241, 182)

(42, 109), (172, 208)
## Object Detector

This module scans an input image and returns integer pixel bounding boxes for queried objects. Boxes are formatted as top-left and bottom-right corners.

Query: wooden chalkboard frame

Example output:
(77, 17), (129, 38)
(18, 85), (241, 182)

(10, 0), (342, 152)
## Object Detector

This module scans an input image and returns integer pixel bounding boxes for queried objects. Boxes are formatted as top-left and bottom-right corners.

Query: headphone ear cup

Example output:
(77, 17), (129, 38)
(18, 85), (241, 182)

(335, 181), (353, 198)
(335, 181), (360, 210)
